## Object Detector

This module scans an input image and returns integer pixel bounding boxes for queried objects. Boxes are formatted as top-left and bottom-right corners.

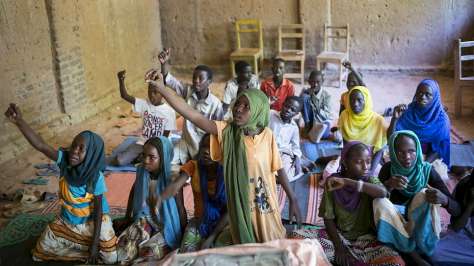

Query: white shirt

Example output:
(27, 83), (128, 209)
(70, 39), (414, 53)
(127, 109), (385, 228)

(222, 74), (260, 105)
(133, 98), (177, 139)
(268, 110), (302, 158)
(165, 73), (223, 158)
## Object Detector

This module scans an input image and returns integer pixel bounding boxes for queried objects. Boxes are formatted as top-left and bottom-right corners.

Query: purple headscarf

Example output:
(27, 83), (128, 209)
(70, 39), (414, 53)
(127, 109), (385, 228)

(331, 141), (370, 211)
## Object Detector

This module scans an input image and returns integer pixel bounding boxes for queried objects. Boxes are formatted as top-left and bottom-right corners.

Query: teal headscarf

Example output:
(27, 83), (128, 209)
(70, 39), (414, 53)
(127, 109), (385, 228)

(131, 136), (181, 248)
(58, 130), (105, 193)
(389, 130), (432, 200)
(222, 89), (270, 244)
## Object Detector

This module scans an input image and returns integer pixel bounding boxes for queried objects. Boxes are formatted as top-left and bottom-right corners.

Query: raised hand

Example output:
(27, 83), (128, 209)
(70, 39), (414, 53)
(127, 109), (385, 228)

(342, 60), (352, 70)
(4, 103), (22, 124)
(393, 104), (407, 119)
(158, 48), (171, 65)
(117, 70), (126, 81)
(145, 69), (160, 82)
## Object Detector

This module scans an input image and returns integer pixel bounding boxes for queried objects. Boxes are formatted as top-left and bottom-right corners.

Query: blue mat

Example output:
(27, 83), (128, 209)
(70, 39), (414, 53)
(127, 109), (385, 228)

(450, 141), (474, 167)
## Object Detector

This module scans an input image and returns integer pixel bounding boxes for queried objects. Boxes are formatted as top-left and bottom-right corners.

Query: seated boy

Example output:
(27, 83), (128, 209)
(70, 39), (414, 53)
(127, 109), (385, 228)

(158, 48), (223, 164)
(301, 70), (334, 143)
(222, 60), (260, 117)
(269, 96), (304, 182)
(108, 70), (176, 166)
(260, 58), (295, 111)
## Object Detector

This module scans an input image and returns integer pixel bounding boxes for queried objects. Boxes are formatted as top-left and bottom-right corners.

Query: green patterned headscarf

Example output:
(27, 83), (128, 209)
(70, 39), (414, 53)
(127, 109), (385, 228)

(389, 130), (431, 201)
(222, 89), (270, 244)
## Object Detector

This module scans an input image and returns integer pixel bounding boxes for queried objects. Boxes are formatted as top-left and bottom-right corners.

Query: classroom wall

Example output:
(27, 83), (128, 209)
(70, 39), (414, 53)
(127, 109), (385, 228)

(0, 0), (162, 164)
(160, 0), (474, 73)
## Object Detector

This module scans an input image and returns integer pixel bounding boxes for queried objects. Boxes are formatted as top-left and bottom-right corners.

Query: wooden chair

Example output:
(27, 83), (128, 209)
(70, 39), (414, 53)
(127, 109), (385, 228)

(277, 24), (305, 85)
(454, 39), (474, 118)
(230, 19), (263, 77)
(316, 24), (350, 88)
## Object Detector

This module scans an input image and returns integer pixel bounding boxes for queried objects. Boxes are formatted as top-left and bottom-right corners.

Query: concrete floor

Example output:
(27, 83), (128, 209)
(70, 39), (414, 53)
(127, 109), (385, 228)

(0, 71), (473, 226)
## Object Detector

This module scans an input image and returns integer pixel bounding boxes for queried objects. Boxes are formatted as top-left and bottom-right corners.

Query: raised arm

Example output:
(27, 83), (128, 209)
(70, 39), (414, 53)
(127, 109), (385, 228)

(342, 61), (365, 87)
(145, 72), (217, 135)
(4, 103), (57, 161)
(158, 48), (171, 78)
(387, 104), (406, 138)
(117, 70), (135, 105)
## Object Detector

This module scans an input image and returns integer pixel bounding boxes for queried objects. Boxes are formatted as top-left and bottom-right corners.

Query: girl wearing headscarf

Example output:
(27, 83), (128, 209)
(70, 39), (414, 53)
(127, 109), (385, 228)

(153, 134), (228, 252)
(116, 136), (182, 263)
(338, 86), (387, 174)
(145, 72), (301, 245)
(292, 141), (404, 266)
(388, 79), (451, 166)
(5, 104), (117, 264)
(374, 131), (460, 266)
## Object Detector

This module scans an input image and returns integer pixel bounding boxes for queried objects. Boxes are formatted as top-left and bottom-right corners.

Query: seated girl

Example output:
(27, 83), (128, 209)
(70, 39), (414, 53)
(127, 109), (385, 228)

(156, 134), (229, 252)
(431, 172), (474, 266)
(338, 86), (387, 175)
(115, 136), (182, 264)
(145, 71), (302, 244)
(4, 104), (117, 264)
(388, 79), (450, 166)
(373, 130), (460, 266)
(301, 141), (404, 266)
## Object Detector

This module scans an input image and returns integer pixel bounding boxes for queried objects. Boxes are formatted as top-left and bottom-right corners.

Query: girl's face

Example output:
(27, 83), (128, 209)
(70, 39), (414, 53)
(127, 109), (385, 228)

(350, 90), (365, 114)
(143, 143), (161, 173)
(198, 136), (214, 167)
(395, 135), (417, 168)
(415, 84), (434, 108)
(343, 146), (371, 179)
(69, 135), (87, 166)
(232, 95), (251, 126)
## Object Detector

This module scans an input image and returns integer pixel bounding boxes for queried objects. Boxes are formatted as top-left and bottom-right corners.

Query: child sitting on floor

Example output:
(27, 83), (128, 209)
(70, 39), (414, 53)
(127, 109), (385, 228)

(108, 70), (176, 166)
(260, 58), (295, 111)
(145, 71), (302, 244)
(374, 130), (459, 266)
(157, 48), (223, 164)
(313, 141), (404, 266)
(269, 96), (304, 182)
(222, 61), (260, 118)
(115, 136), (182, 264)
(155, 134), (229, 252)
(5, 103), (117, 264)
(340, 61), (365, 114)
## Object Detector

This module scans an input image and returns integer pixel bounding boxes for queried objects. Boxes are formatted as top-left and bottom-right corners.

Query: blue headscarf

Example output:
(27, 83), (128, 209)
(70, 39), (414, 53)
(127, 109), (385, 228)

(131, 136), (181, 249)
(197, 161), (226, 237)
(395, 79), (451, 166)
(58, 131), (105, 193)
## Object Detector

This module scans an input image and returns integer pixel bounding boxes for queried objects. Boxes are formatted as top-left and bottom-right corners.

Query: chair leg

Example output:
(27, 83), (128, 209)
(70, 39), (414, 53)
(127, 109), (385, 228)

(454, 82), (462, 118)
(300, 59), (305, 85)
(259, 55), (263, 77)
(230, 59), (235, 77)
(254, 57), (259, 76)
(338, 62), (343, 89)
(316, 58), (321, 71)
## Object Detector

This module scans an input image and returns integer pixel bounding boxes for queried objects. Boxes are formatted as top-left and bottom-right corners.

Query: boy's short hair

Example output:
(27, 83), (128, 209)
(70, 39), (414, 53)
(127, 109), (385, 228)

(195, 65), (213, 81)
(309, 70), (324, 79)
(285, 96), (303, 111)
(234, 61), (251, 74)
(272, 57), (285, 65)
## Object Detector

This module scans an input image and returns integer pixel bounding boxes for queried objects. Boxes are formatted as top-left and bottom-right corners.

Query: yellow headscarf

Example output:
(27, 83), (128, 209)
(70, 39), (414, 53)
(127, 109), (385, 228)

(338, 86), (387, 152)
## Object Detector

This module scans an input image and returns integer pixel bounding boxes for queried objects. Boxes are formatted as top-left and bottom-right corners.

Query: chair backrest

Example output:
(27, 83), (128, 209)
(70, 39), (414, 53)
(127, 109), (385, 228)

(235, 19), (263, 50)
(456, 39), (474, 80)
(323, 24), (349, 53)
(278, 24), (305, 53)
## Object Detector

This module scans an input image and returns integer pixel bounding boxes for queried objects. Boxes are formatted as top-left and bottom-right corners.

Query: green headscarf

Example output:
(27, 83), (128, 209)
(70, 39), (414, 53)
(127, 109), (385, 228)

(222, 89), (270, 244)
(389, 130), (432, 201)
